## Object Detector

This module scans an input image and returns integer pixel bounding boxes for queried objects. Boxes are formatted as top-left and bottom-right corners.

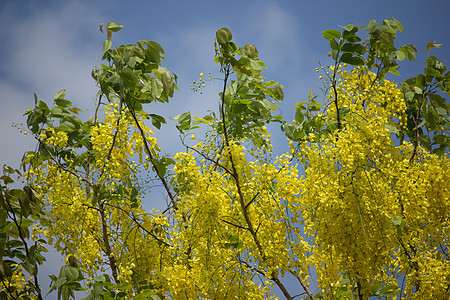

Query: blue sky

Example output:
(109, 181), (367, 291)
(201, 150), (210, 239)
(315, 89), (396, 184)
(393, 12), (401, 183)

(1, 0), (449, 298)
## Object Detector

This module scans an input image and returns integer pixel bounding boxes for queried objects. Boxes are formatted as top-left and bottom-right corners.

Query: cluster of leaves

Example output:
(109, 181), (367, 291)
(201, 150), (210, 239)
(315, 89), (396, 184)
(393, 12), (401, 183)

(213, 27), (285, 147)
(401, 40), (450, 156)
(0, 166), (51, 299)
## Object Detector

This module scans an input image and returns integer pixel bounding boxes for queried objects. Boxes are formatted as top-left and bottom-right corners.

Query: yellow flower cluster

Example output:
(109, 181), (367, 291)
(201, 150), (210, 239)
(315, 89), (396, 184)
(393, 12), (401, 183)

(298, 66), (450, 298)
(167, 141), (308, 298)
(27, 103), (168, 288)
(38, 127), (68, 149)
(0, 264), (39, 299)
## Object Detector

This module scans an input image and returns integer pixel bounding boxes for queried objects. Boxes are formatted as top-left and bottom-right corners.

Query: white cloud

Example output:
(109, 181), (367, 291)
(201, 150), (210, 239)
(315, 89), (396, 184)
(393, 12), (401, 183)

(0, 1), (102, 108)
(0, 1), (105, 167)
(244, 1), (303, 70)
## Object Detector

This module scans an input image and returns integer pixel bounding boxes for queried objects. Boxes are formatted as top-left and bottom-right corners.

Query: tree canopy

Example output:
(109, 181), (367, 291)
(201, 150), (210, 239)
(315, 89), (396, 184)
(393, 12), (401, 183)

(1, 18), (449, 299)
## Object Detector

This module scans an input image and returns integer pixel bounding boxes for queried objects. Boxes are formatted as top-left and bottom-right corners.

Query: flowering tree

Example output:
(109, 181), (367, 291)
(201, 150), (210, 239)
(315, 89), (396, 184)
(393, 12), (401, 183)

(1, 19), (449, 299)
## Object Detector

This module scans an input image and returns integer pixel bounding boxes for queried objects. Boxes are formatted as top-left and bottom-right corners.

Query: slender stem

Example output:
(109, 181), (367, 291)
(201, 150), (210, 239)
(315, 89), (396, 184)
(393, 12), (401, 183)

(98, 98), (123, 179)
(357, 280), (363, 300)
(126, 104), (178, 210)
(409, 91), (427, 163)
(104, 202), (172, 248)
(98, 201), (119, 283)
(272, 274), (293, 300)
(289, 269), (314, 299)
(38, 140), (92, 187)
(85, 94), (103, 197)
(1, 276), (19, 300)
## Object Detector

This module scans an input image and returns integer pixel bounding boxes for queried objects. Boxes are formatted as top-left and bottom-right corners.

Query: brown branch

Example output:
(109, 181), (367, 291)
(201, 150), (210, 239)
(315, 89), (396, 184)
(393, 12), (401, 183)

(98, 202), (119, 283)
(98, 104), (122, 179)
(289, 270), (314, 299)
(37, 140), (92, 188)
(409, 91), (427, 164)
(126, 104), (178, 210)
(183, 142), (232, 176)
(104, 202), (172, 248)
(0, 276), (19, 300)
(85, 94), (104, 197)
(220, 218), (248, 230)
(272, 273), (293, 300)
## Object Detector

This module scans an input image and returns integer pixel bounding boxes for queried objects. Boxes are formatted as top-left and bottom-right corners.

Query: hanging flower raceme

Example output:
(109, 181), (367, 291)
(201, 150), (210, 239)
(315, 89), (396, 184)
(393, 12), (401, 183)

(297, 66), (450, 298)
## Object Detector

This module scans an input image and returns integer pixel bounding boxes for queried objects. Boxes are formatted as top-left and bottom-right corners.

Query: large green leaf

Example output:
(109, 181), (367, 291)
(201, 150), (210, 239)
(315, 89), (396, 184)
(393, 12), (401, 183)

(102, 39), (112, 57)
(106, 22), (123, 32)
(54, 90), (66, 101)
(244, 44), (258, 58)
(322, 29), (341, 41)
(64, 266), (79, 281)
(148, 114), (167, 130)
(216, 28), (232, 45)
(339, 53), (364, 66)
(367, 18), (377, 34)
(150, 77), (164, 98)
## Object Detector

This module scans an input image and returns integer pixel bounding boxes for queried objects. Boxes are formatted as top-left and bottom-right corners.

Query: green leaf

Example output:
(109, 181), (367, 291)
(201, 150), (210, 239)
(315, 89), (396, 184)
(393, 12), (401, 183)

(400, 45), (417, 62)
(341, 43), (366, 55)
(19, 192), (31, 217)
(116, 282), (132, 290)
(64, 267), (79, 281)
(331, 49), (339, 61)
(102, 39), (112, 57)
(380, 284), (400, 295)
(418, 134), (431, 150)
(68, 107), (82, 115)
(54, 90), (66, 101)
(271, 85), (284, 101)
(384, 124), (399, 134)
(426, 40), (442, 52)
(216, 28), (232, 45)
(150, 77), (164, 98)
(322, 29), (341, 41)
(414, 119), (426, 130)
(392, 18), (403, 32)
(244, 44), (258, 58)
(148, 114), (167, 130)
(119, 68), (138, 89)
(435, 106), (447, 116)
(340, 23), (354, 32)
(55, 99), (73, 108)
(19, 219), (34, 228)
(22, 258), (36, 275)
(53, 277), (67, 288)
(413, 86), (423, 94)
(0, 210), (6, 227)
(339, 53), (364, 66)
(367, 19), (377, 34)
(174, 112), (192, 131)
(1, 175), (14, 185)
(295, 110), (304, 124)
(106, 22), (123, 32)
(50, 107), (64, 118)
(329, 39), (340, 51)
(135, 289), (160, 300)
(395, 50), (406, 61)
(160, 70), (174, 97)
(390, 216), (403, 227)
